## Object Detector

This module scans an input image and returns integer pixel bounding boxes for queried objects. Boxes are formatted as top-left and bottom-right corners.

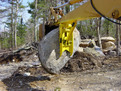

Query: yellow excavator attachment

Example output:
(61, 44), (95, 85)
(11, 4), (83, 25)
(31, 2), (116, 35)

(58, 0), (121, 56)
(59, 21), (77, 56)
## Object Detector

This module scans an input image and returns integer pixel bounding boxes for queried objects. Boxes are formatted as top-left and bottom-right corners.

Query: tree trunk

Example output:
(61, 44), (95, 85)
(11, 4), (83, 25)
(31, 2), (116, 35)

(0, 42), (1, 50)
(34, 0), (37, 42)
(106, 29), (109, 36)
(14, 0), (19, 48)
(116, 21), (120, 56)
(11, 0), (14, 49)
(106, 24), (109, 36)
(90, 20), (93, 31)
(97, 18), (102, 49)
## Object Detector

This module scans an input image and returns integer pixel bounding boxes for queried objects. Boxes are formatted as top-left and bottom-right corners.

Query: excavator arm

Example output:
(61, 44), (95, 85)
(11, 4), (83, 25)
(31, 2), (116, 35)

(57, 0), (121, 56)
(59, 0), (121, 23)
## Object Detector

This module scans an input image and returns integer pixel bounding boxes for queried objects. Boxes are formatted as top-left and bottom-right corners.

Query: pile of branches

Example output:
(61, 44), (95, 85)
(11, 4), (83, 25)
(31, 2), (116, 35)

(0, 42), (38, 65)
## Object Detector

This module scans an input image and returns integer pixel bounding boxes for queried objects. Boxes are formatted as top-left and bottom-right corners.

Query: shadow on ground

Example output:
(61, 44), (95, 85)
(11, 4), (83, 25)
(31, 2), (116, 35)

(2, 74), (50, 91)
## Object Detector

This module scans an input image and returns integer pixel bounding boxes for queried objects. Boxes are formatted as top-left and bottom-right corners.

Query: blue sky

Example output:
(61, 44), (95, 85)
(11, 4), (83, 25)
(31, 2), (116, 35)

(21, 0), (33, 22)
(22, 0), (33, 6)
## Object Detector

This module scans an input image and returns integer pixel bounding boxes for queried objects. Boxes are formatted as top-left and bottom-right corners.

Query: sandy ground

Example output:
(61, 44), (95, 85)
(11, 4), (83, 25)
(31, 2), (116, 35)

(0, 54), (121, 91)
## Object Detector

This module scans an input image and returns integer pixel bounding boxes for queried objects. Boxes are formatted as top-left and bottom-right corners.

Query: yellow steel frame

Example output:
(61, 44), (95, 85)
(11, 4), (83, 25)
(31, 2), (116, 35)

(59, 21), (77, 56)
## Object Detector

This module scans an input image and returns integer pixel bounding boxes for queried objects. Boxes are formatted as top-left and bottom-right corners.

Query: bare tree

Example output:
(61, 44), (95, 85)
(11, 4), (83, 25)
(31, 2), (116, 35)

(34, 0), (37, 42)
(116, 21), (120, 56)
(96, 18), (102, 49)
(14, 0), (19, 48)
(11, 0), (14, 49)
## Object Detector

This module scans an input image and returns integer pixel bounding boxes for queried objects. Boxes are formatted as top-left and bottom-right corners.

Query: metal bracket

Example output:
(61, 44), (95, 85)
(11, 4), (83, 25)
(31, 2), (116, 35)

(59, 21), (77, 56)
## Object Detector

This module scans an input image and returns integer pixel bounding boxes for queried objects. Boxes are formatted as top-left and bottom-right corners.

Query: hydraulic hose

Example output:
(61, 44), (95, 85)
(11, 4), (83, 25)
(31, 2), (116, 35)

(90, 0), (121, 25)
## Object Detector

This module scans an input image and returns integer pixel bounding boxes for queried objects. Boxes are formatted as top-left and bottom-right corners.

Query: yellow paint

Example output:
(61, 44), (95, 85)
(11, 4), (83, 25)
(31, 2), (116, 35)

(59, 21), (77, 56)
(69, 0), (83, 5)
(59, 0), (121, 23)
(58, 0), (121, 56)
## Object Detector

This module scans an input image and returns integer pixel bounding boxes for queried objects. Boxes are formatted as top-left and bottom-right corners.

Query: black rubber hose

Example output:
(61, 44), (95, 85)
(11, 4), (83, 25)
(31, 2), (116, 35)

(90, 0), (121, 25)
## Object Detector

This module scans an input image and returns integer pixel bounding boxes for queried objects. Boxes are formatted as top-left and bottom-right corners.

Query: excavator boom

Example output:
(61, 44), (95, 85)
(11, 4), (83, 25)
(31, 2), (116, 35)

(59, 0), (121, 23)
(58, 0), (121, 56)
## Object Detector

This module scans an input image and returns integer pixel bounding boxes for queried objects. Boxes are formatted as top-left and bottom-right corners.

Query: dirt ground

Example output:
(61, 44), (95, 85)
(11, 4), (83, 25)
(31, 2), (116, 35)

(0, 51), (121, 91)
